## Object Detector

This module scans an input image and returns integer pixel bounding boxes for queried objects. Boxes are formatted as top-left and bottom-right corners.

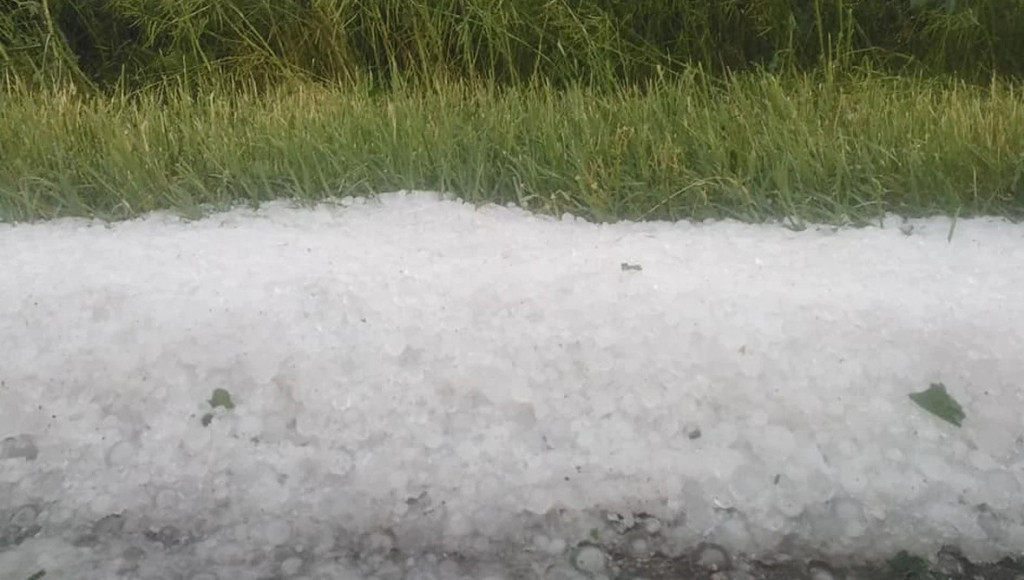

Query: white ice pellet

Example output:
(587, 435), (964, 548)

(281, 556), (304, 575)
(696, 543), (729, 571)
(264, 520), (293, 546)
(104, 440), (137, 466)
(642, 516), (661, 534)
(983, 469), (1021, 509)
(830, 498), (867, 538)
(571, 545), (606, 574)
(10, 504), (39, 527)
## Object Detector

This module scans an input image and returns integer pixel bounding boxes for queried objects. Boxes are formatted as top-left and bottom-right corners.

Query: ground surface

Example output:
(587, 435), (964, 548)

(2, 192), (1023, 580)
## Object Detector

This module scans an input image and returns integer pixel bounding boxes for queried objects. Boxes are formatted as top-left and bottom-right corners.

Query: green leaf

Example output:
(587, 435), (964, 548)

(909, 382), (965, 427)
(886, 550), (931, 579)
(208, 388), (235, 410)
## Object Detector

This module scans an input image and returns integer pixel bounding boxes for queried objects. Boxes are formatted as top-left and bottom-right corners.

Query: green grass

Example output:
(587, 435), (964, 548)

(2, 0), (1021, 225)
(1, 67), (1022, 224)
(4, 0), (1024, 92)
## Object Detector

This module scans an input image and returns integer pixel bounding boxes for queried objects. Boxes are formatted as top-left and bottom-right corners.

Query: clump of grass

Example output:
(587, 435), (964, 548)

(1, 68), (1021, 224)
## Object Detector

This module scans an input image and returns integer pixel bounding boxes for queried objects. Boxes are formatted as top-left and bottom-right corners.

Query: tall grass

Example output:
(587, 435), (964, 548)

(2, 68), (1021, 224)
(3, 0), (1023, 91)
(2, 1), (1021, 224)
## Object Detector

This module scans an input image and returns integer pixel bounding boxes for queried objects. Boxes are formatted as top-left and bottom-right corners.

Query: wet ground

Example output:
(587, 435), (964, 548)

(6, 508), (1024, 580)
(608, 543), (1024, 580)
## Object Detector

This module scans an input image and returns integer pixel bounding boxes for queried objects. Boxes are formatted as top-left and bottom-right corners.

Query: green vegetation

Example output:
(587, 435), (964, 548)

(5, 0), (1023, 90)
(2, 70), (1021, 224)
(909, 382), (966, 427)
(201, 388), (236, 427)
(208, 388), (236, 410)
(884, 550), (934, 579)
(1, 0), (1022, 223)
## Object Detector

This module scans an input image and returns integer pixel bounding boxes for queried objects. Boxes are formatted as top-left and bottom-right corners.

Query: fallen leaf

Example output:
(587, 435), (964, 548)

(909, 382), (965, 427)
(208, 388), (235, 410)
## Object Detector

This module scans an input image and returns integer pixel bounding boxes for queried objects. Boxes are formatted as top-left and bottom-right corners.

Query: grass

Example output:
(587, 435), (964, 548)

(2, 0), (1022, 224)
(5, 0), (1024, 92)
(1, 67), (1022, 224)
